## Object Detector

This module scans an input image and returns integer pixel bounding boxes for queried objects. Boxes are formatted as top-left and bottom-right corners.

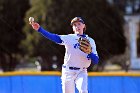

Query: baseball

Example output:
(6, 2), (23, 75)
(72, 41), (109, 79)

(29, 17), (34, 22)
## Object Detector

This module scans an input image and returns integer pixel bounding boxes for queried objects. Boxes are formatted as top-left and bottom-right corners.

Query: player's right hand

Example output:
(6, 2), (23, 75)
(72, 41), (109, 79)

(31, 22), (40, 31)
(29, 17), (40, 31)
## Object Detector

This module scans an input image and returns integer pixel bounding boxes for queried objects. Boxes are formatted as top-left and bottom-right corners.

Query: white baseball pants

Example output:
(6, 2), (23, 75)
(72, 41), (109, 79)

(61, 67), (88, 93)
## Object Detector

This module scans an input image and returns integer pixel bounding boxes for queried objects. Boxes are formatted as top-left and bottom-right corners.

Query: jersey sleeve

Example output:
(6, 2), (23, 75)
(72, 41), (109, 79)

(38, 27), (62, 44)
(58, 35), (69, 45)
(90, 38), (99, 57)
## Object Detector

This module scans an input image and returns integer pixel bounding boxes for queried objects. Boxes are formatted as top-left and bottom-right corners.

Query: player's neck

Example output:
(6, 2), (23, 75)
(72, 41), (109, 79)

(74, 32), (83, 35)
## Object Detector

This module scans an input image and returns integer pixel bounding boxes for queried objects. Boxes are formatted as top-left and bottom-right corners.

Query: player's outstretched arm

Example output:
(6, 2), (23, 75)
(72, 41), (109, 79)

(29, 17), (62, 44)
(38, 27), (62, 43)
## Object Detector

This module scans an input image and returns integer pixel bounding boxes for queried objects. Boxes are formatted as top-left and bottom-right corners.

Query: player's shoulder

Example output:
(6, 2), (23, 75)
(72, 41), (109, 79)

(86, 35), (96, 43)
(66, 34), (78, 38)
(68, 34), (77, 36)
(59, 34), (77, 40)
(86, 35), (94, 40)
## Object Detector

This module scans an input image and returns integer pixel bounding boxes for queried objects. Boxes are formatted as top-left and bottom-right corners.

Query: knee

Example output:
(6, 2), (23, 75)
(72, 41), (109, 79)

(79, 90), (88, 93)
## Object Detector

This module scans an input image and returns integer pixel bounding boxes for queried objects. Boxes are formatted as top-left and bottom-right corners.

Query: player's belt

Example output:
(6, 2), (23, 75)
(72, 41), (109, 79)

(62, 65), (86, 70)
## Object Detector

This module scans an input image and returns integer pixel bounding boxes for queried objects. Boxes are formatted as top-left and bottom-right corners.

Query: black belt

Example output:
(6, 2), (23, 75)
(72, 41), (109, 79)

(62, 65), (86, 70)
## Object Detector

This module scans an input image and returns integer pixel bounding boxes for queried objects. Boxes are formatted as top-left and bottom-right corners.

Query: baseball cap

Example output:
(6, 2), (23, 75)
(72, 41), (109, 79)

(71, 17), (85, 26)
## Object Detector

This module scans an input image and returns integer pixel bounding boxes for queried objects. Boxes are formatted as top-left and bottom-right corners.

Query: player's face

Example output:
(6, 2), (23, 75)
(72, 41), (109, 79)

(72, 22), (85, 35)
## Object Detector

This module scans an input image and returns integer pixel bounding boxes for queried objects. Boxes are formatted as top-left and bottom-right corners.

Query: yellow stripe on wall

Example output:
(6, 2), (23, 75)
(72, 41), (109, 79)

(0, 71), (61, 76)
(0, 71), (140, 77)
(88, 72), (140, 76)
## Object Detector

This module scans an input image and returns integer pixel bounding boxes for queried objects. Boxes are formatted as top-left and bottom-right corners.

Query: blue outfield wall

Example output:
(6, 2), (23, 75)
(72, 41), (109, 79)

(0, 72), (140, 93)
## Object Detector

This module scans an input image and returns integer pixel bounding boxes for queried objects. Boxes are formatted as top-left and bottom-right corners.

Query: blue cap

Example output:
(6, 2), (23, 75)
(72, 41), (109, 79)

(71, 17), (84, 26)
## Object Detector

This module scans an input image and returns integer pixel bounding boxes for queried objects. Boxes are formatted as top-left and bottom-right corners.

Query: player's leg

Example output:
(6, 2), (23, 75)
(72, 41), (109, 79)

(61, 69), (76, 93)
(75, 70), (88, 93)
(61, 80), (75, 93)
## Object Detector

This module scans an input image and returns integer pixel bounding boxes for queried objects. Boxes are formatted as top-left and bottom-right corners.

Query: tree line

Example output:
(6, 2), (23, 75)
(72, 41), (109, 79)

(0, 0), (126, 72)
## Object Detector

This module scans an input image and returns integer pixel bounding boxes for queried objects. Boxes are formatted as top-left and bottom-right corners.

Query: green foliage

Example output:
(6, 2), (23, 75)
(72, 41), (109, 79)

(21, 0), (53, 56)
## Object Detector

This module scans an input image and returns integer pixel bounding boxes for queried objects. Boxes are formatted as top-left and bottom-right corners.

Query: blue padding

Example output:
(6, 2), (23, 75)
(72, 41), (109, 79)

(22, 76), (62, 93)
(0, 77), (11, 93)
(10, 76), (23, 93)
(88, 76), (124, 93)
(123, 77), (139, 93)
(0, 75), (140, 93)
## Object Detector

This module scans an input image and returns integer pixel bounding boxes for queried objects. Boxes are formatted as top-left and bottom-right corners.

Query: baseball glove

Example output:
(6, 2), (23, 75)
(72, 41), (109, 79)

(78, 37), (92, 54)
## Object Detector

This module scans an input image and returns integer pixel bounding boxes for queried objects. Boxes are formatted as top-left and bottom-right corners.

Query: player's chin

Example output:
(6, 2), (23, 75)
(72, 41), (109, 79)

(73, 31), (79, 34)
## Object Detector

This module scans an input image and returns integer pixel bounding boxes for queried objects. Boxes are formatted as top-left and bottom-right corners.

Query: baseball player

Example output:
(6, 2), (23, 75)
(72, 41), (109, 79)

(29, 17), (99, 93)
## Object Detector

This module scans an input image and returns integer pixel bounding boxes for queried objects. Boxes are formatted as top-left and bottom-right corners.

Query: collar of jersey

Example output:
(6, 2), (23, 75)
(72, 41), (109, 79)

(77, 34), (86, 38)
